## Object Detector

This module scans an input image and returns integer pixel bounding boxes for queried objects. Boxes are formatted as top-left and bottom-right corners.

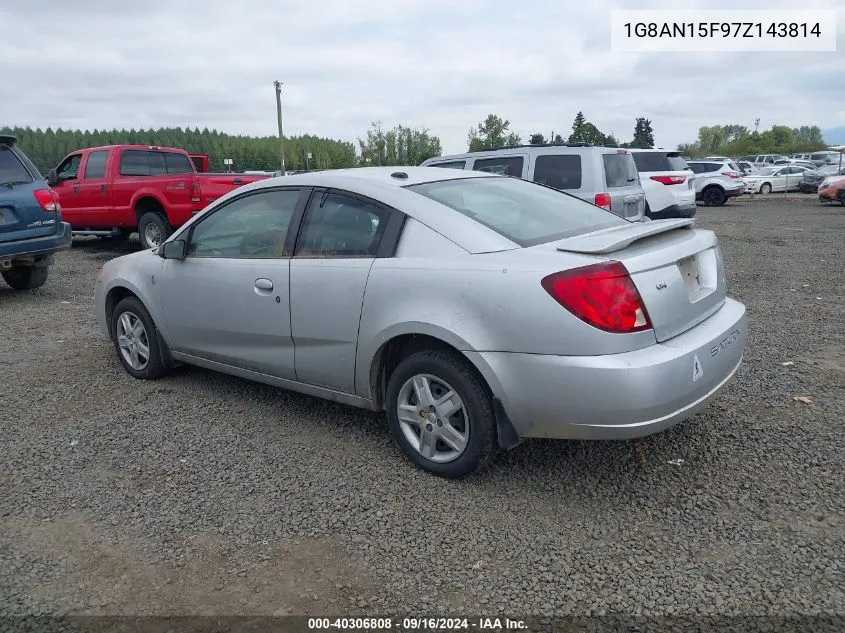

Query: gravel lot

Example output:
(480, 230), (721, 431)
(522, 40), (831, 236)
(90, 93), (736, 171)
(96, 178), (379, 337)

(1, 196), (843, 626)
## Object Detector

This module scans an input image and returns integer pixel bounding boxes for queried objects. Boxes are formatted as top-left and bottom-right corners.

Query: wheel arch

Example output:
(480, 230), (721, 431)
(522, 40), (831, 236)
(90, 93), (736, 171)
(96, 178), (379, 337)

(362, 326), (519, 450)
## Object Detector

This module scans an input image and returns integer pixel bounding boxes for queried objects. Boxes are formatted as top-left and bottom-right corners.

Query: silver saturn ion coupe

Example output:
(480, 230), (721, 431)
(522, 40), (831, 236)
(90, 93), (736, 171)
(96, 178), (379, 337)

(95, 167), (746, 478)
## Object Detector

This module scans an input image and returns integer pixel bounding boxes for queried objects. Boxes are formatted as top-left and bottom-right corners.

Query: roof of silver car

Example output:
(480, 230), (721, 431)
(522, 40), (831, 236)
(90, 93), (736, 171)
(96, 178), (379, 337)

(269, 166), (496, 188)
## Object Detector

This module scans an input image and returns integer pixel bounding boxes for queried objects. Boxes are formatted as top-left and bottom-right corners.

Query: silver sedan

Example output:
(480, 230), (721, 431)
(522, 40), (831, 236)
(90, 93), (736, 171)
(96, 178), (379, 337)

(95, 167), (746, 478)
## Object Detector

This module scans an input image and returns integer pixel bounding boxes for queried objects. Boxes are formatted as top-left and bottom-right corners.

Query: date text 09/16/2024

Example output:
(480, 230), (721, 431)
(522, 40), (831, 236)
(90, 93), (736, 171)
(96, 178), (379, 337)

(307, 617), (528, 631)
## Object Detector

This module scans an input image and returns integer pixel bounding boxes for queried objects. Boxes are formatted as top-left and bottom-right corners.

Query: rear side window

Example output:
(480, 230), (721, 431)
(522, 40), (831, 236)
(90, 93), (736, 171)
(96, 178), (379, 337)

(149, 152), (167, 175)
(408, 176), (626, 247)
(472, 156), (524, 177)
(602, 153), (639, 188)
(688, 164), (708, 174)
(532, 155), (581, 190)
(83, 150), (108, 179)
(164, 152), (193, 174)
(120, 150), (150, 176)
(0, 145), (33, 185)
(428, 161), (466, 169)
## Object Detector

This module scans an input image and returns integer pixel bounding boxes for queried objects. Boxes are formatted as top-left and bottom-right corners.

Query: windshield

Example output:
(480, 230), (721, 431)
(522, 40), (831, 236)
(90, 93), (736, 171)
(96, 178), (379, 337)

(406, 176), (627, 247)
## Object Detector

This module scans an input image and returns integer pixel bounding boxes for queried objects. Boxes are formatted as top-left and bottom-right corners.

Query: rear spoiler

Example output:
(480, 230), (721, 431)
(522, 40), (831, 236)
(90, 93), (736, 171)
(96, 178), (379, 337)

(556, 218), (694, 255)
(0, 135), (17, 146)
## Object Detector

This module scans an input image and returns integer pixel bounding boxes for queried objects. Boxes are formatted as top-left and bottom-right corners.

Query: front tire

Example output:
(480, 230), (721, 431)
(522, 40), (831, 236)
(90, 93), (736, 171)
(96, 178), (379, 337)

(760, 183), (772, 194)
(386, 350), (496, 478)
(138, 212), (171, 250)
(2, 266), (48, 290)
(702, 186), (727, 207)
(111, 296), (168, 380)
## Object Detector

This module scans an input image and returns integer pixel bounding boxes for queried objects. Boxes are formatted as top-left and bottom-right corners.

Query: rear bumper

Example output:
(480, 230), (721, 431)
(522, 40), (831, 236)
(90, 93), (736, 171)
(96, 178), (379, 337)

(471, 297), (746, 440)
(647, 203), (697, 219)
(0, 221), (72, 263)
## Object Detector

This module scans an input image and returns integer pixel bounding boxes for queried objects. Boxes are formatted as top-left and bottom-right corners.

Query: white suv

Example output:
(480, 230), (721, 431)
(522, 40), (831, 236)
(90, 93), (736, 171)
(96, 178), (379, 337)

(686, 160), (746, 205)
(629, 149), (697, 219)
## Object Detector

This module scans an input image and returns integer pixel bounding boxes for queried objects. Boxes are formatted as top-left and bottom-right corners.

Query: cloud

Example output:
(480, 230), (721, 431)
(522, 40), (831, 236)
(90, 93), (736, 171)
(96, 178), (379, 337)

(1, 0), (843, 155)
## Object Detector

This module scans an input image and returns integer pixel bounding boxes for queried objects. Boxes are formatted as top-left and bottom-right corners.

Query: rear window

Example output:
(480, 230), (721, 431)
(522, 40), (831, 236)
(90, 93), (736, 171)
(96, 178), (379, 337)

(407, 176), (626, 247)
(632, 151), (688, 172)
(532, 155), (581, 190)
(602, 153), (639, 188)
(472, 156), (524, 177)
(0, 145), (34, 185)
(688, 162), (723, 174)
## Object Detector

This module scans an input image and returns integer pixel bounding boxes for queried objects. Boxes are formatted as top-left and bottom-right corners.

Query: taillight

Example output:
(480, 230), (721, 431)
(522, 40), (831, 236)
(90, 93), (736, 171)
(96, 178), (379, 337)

(650, 175), (686, 185)
(541, 261), (652, 334)
(721, 171), (741, 179)
(594, 192), (612, 210)
(190, 180), (201, 203)
(33, 189), (61, 212)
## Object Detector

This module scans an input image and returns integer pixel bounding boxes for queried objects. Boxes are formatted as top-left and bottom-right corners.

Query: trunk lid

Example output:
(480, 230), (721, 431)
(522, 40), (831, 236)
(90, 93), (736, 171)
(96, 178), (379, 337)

(556, 219), (726, 342)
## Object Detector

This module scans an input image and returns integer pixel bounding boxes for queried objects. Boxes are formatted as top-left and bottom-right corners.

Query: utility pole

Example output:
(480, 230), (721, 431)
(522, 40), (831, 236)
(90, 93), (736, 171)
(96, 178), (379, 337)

(274, 80), (286, 173)
(754, 118), (760, 134)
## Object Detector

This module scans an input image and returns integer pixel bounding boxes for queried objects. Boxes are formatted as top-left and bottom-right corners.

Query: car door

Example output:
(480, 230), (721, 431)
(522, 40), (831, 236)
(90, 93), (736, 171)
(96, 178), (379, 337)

(786, 166), (804, 190)
(76, 149), (112, 226)
(50, 153), (84, 226)
(289, 189), (397, 393)
(772, 168), (789, 191)
(160, 187), (307, 379)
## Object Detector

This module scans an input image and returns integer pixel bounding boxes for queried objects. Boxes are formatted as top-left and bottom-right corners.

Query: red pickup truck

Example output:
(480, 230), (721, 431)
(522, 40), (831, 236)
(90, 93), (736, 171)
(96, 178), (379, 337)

(48, 145), (270, 249)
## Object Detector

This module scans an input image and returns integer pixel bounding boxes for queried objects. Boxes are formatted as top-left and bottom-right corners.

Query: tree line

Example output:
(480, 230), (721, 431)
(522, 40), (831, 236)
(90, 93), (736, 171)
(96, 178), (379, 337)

(678, 124), (827, 157)
(0, 125), (359, 174)
(2, 115), (834, 175)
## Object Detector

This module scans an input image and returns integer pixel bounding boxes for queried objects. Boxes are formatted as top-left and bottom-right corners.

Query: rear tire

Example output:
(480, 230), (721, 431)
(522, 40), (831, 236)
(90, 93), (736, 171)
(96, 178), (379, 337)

(138, 212), (171, 249)
(702, 186), (727, 207)
(111, 296), (169, 380)
(386, 350), (497, 479)
(2, 266), (48, 290)
(838, 190), (845, 206)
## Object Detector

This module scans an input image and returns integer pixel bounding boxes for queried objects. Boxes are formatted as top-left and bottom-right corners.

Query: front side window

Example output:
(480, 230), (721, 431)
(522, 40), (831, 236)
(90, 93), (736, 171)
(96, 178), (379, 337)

(408, 176), (626, 247)
(532, 155), (581, 190)
(56, 154), (82, 181)
(472, 156), (524, 177)
(187, 189), (302, 258)
(294, 192), (390, 258)
(602, 153), (639, 188)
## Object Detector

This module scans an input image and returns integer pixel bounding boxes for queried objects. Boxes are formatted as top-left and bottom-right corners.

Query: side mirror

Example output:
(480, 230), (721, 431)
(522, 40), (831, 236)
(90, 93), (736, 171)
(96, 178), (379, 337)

(47, 169), (59, 187)
(160, 239), (187, 260)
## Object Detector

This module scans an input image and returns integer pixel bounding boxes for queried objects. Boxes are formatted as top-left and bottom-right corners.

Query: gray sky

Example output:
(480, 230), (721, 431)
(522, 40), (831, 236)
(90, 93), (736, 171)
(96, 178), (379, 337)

(1, 0), (843, 153)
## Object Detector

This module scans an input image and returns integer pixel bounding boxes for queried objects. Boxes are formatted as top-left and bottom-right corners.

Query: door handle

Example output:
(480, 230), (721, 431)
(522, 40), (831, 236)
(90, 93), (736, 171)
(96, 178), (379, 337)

(232, 178), (244, 185)
(254, 278), (273, 291)
(73, 184), (79, 196)
(101, 184), (107, 194)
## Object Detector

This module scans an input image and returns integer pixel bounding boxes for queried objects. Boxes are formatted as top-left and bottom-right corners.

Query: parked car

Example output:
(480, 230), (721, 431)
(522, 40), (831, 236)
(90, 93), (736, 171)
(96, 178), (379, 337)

(0, 135), (72, 290)
(420, 144), (646, 221)
(736, 161), (756, 175)
(818, 175), (845, 204)
(629, 149), (697, 219)
(752, 154), (789, 166)
(788, 160), (818, 170)
(48, 145), (270, 249)
(686, 160), (746, 206)
(808, 151), (842, 167)
(95, 167), (746, 478)
(744, 165), (811, 193)
(799, 165), (845, 193)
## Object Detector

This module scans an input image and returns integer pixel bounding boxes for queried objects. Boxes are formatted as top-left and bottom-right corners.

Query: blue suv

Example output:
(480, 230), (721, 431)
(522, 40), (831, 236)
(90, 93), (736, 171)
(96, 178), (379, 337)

(0, 135), (71, 290)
